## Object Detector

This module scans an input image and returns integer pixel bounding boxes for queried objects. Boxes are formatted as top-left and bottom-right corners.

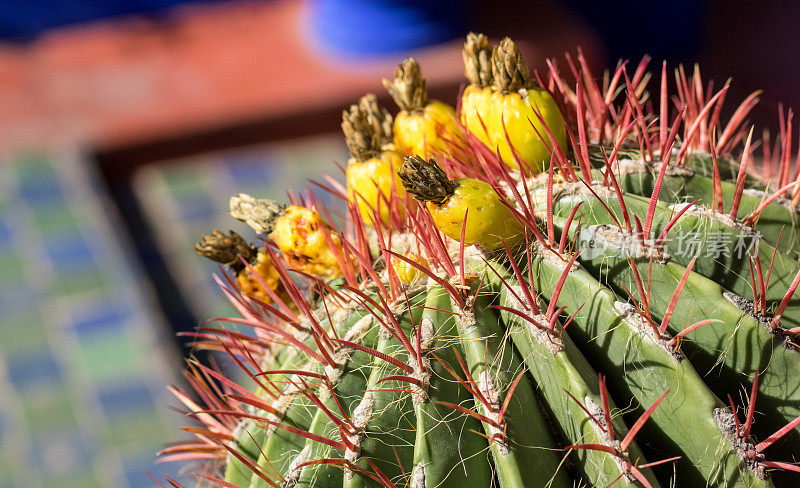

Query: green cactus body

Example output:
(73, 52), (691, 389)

(555, 180), (800, 328)
(574, 231), (800, 472)
(342, 305), (420, 488)
(286, 317), (390, 488)
(485, 264), (659, 487)
(544, 190), (800, 441)
(524, 249), (770, 487)
(224, 423), (264, 485)
(548, 190), (800, 393)
(452, 292), (571, 488)
(165, 38), (800, 488)
(595, 165), (800, 253)
(409, 286), (492, 488)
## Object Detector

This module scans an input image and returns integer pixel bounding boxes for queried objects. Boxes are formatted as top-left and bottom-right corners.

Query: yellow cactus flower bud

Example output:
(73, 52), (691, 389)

(399, 156), (523, 250)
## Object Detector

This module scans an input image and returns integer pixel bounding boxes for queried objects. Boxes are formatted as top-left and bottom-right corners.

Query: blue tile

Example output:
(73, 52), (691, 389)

(205, 270), (221, 290)
(124, 464), (159, 488)
(42, 233), (94, 268)
(96, 381), (156, 417)
(0, 218), (13, 247)
(6, 349), (61, 389)
(71, 302), (133, 337)
(311, 185), (337, 210)
(177, 195), (216, 222)
(17, 179), (64, 206)
(124, 455), (186, 488)
(225, 156), (275, 186)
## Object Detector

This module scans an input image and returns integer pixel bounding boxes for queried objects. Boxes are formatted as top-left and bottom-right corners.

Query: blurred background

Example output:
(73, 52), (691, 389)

(0, 0), (797, 486)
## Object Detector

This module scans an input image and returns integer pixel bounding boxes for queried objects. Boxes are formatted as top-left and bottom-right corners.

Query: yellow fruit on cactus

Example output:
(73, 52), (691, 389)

(383, 58), (464, 157)
(399, 155), (523, 249)
(342, 94), (407, 226)
(460, 33), (497, 149)
(194, 229), (286, 303)
(227, 194), (345, 279)
(235, 250), (287, 304)
(270, 206), (344, 279)
(461, 34), (567, 172)
(392, 250), (428, 285)
(489, 37), (567, 172)
(345, 151), (405, 226)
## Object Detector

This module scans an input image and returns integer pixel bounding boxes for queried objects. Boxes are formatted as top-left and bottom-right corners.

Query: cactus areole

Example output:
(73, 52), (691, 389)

(163, 34), (800, 488)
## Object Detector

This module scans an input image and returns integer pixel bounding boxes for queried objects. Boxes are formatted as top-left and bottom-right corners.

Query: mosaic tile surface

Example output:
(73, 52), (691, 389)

(0, 151), (186, 487)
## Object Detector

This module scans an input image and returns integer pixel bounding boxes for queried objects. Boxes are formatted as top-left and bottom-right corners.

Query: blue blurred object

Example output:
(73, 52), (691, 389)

(307, 0), (471, 58)
(0, 0), (208, 40)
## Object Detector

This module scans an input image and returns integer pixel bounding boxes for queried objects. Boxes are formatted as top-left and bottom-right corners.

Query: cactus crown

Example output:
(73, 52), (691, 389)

(341, 93), (393, 161)
(382, 58), (427, 113)
(462, 31), (493, 87)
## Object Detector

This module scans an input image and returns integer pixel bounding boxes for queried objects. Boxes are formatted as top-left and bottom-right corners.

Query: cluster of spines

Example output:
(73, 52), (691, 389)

(156, 45), (800, 488)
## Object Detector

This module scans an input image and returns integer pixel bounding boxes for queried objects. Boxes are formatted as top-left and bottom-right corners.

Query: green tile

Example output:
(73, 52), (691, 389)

(0, 312), (48, 355)
(76, 332), (141, 384)
(281, 160), (323, 179)
(237, 183), (284, 201)
(0, 251), (25, 282)
(40, 469), (104, 488)
(103, 410), (170, 453)
(162, 166), (209, 199)
(0, 455), (13, 483)
(31, 206), (80, 234)
(208, 300), (233, 319)
(21, 386), (78, 433)
(0, 194), (12, 214)
(13, 156), (56, 182)
(50, 269), (109, 297)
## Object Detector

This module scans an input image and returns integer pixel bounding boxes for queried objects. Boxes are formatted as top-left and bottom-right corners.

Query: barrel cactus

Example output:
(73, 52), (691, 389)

(159, 34), (800, 488)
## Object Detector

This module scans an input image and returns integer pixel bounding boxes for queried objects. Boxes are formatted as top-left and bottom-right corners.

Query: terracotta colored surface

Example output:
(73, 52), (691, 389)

(0, 0), (601, 158)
